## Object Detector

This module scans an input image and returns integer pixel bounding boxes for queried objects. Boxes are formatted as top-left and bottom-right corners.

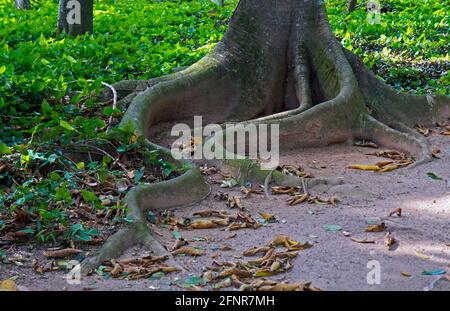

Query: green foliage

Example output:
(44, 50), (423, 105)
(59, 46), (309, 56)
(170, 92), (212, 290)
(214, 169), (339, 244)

(327, 0), (449, 95)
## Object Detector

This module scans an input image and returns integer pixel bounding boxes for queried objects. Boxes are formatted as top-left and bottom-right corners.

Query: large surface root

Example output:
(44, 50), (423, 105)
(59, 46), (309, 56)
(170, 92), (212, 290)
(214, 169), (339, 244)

(77, 0), (449, 275)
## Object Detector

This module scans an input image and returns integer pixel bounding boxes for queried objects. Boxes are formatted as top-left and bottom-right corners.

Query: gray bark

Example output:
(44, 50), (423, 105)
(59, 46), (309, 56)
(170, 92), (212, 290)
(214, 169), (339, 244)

(15, 0), (30, 9)
(347, 0), (358, 13)
(58, 0), (94, 35)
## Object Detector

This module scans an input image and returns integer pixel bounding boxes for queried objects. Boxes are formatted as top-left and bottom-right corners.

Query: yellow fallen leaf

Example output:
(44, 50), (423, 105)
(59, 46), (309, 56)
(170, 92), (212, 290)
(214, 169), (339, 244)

(272, 186), (297, 195)
(270, 261), (282, 272)
(365, 222), (386, 232)
(348, 164), (380, 171)
(377, 163), (401, 173)
(414, 251), (431, 260)
(188, 219), (228, 229)
(287, 193), (309, 205)
(259, 212), (277, 222)
(0, 279), (17, 291)
(254, 268), (278, 277)
(400, 272), (412, 277)
(171, 247), (205, 257)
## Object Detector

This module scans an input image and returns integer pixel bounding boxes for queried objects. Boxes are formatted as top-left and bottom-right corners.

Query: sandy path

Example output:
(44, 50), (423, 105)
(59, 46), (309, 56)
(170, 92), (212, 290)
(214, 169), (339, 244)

(1, 132), (449, 291)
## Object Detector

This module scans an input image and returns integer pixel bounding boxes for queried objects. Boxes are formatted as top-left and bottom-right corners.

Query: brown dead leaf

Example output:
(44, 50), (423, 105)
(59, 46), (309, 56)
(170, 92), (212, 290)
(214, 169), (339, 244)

(243, 246), (272, 257)
(227, 196), (243, 210)
(271, 186), (297, 195)
(110, 263), (123, 277)
(400, 272), (412, 277)
(218, 268), (253, 279)
(171, 247), (205, 257)
(258, 282), (320, 291)
(365, 222), (386, 232)
(348, 164), (380, 171)
(277, 165), (313, 178)
(432, 149), (441, 159)
(259, 212), (277, 223)
(188, 219), (229, 229)
(388, 207), (402, 217)
(44, 248), (82, 258)
(308, 196), (339, 206)
(287, 193), (309, 205)
(415, 124), (431, 137)
(350, 238), (376, 244)
(171, 238), (188, 251)
(240, 186), (263, 198)
(384, 231), (396, 249)
(354, 140), (379, 149)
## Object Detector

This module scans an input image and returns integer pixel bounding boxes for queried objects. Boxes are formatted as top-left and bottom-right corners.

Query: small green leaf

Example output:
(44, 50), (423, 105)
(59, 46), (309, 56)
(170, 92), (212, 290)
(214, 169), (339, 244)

(427, 172), (443, 180)
(81, 190), (98, 203)
(172, 230), (182, 240)
(60, 120), (76, 132)
(76, 162), (85, 170)
(324, 224), (342, 232)
(0, 141), (11, 155)
(0, 65), (5, 74)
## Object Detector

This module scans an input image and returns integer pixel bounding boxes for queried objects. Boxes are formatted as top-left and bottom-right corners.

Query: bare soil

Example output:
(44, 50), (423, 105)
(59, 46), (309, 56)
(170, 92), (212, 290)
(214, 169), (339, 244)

(1, 131), (449, 291)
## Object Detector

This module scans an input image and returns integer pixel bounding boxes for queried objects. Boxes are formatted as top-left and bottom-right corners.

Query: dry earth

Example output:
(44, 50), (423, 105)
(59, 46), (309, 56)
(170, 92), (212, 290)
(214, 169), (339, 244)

(1, 130), (449, 291)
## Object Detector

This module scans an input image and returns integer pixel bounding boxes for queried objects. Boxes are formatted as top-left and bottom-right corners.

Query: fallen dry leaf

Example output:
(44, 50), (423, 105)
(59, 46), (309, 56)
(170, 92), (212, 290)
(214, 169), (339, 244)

(414, 251), (431, 260)
(271, 186), (297, 195)
(415, 124), (431, 137)
(365, 222), (386, 233)
(258, 282), (321, 291)
(350, 238), (375, 244)
(240, 186), (263, 198)
(259, 212), (277, 223)
(354, 140), (379, 149)
(0, 279), (17, 291)
(384, 232), (396, 249)
(431, 149), (441, 159)
(44, 248), (82, 258)
(287, 193), (309, 206)
(348, 164), (380, 171)
(188, 219), (229, 229)
(388, 208), (402, 217)
(400, 272), (412, 277)
(243, 246), (272, 257)
(227, 195), (243, 210)
(171, 247), (205, 257)
(171, 238), (188, 251)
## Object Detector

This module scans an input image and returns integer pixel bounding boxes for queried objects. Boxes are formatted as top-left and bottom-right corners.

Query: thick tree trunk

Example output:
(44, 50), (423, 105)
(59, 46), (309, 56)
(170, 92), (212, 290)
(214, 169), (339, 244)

(57, 0), (93, 35)
(79, 0), (450, 274)
(15, 0), (30, 10)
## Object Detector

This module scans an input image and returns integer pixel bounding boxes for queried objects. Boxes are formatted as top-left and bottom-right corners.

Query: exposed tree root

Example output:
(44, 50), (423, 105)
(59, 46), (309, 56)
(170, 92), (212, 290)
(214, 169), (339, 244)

(78, 0), (449, 275)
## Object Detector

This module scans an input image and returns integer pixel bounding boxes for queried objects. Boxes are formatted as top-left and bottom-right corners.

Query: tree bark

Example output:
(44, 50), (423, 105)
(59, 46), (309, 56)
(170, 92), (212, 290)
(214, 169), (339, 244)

(57, 0), (93, 35)
(79, 0), (450, 274)
(15, 0), (30, 10)
(347, 0), (358, 13)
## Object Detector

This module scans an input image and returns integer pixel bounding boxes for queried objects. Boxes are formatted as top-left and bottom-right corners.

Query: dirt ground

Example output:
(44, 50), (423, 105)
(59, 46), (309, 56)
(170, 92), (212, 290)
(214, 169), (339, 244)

(1, 131), (449, 291)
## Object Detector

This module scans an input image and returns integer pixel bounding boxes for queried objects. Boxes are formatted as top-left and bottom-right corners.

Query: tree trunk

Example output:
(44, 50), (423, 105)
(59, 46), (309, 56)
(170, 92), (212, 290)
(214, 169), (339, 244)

(79, 0), (450, 274)
(15, 0), (30, 10)
(347, 0), (358, 13)
(57, 0), (93, 35)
